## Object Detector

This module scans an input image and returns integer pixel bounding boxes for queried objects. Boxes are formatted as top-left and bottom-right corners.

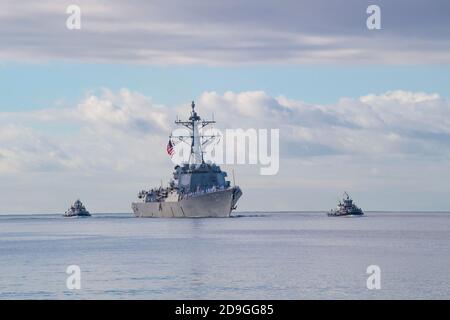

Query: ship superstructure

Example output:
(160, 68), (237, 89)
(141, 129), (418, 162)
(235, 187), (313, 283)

(132, 101), (242, 218)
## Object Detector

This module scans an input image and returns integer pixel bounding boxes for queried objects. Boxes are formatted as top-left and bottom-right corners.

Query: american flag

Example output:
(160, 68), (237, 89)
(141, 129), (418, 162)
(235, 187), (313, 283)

(166, 139), (175, 157)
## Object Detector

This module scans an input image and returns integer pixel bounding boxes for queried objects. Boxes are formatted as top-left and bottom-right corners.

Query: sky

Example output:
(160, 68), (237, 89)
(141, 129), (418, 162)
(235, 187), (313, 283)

(1, 0), (450, 213)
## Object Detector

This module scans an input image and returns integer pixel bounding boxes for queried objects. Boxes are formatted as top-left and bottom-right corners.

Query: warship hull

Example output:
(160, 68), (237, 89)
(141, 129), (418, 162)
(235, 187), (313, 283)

(132, 188), (240, 218)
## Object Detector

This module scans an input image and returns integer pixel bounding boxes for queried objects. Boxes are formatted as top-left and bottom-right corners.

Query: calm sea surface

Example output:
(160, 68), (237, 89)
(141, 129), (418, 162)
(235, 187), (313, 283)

(0, 212), (449, 299)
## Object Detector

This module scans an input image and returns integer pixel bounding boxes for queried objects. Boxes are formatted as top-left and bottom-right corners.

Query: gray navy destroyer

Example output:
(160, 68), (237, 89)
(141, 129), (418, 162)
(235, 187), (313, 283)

(132, 101), (242, 218)
(327, 192), (364, 217)
(63, 199), (91, 217)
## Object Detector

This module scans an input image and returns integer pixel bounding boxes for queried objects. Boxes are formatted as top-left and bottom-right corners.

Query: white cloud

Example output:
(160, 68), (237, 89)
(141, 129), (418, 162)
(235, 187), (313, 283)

(197, 90), (450, 157)
(77, 88), (170, 133)
(0, 124), (77, 173)
(0, 89), (172, 175)
(1, 89), (450, 212)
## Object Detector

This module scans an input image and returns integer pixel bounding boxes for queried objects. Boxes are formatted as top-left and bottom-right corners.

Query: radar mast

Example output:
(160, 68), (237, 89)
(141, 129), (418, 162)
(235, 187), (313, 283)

(170, 100), (218, 165)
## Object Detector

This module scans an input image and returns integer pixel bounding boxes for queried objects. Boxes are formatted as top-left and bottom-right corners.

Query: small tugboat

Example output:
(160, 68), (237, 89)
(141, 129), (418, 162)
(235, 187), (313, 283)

(327, 192), (364, 217)
(63, 199), (91, 217)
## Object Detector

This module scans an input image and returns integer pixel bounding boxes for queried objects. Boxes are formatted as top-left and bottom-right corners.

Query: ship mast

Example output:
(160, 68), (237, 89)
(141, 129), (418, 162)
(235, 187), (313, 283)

(171, 101), (217, 165)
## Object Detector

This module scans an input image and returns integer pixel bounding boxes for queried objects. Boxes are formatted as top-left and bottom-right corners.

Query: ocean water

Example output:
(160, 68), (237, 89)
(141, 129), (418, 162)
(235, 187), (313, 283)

(0, 211), (449, 300)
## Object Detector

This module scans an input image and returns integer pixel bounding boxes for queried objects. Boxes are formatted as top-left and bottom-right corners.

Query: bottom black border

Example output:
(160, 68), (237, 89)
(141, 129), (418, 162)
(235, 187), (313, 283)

(1, 300), (448, 319)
